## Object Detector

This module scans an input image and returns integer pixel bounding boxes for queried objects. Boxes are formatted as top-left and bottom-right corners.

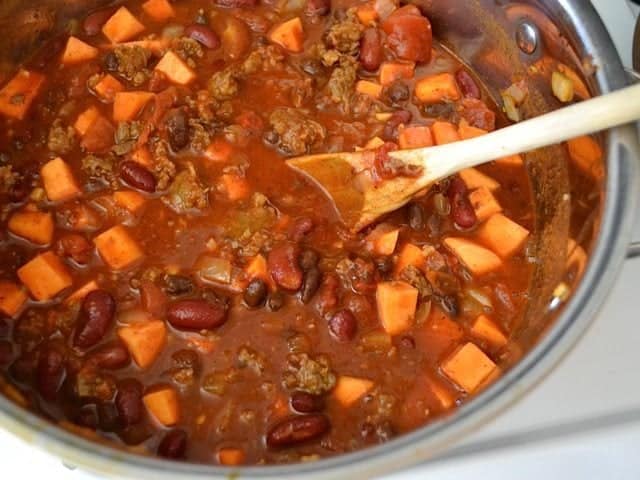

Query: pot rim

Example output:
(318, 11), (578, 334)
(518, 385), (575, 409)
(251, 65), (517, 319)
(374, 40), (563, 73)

(1, 1), (639, 478)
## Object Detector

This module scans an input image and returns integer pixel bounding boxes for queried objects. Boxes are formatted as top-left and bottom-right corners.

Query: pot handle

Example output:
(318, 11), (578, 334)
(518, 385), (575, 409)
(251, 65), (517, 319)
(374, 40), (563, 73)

(629, 242), (640, 258)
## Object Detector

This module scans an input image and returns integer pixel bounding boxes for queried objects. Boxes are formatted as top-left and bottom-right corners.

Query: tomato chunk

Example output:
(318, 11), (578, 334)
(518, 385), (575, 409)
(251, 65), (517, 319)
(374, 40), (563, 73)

(382, 6), (432, 63)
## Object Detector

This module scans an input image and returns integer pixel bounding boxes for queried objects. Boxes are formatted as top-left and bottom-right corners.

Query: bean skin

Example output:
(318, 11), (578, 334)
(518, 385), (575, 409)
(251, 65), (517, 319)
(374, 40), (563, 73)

(328, 309), (357, 341)
(455, 69), (481, 99)
(291, 392), (324, 413)
(166, 109), (190, 152)
(158, 429), (188, 459)
(37, 345), (66, 401)
(359, 28), (383, 72)
(266, 414), (330, 448)
(268, 244), (303, 291)
(185, 24), (220, 49)
(447, 176), (477, 229)
(74, 290), (116, 350)
(167, 299), (228, 330)
(119, 161), (157, 193)
(115, 379), (143, 427)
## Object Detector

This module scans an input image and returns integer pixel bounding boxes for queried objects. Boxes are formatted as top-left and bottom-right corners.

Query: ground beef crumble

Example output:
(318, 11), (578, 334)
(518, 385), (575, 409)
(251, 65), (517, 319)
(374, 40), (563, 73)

(162, 167), (208, 213)
(268, 107), (326, 156)
(283, 353), (336, 395)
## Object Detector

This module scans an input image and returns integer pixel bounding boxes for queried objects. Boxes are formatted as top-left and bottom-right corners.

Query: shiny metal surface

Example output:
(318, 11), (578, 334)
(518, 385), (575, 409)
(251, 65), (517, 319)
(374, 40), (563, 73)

(0, 1), (638, 478)
(516, 21), (540, 54)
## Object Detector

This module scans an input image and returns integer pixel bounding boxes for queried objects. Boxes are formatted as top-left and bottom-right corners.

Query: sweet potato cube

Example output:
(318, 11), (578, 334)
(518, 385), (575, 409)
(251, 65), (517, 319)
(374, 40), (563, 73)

(476, 213), (530, 259)
(131, 146), (154, 167)
(113, 91), (154, 122)
(376, 281), (419, 335)
(394, 243), (426, 275)
(0, 69), (45, 120)
(431, 121), (460, 145)
(220, 173), (250, 201)
(8, 210), (54, 245)
(567, 135), (604, 179)
(94, 74), (124, 102)
(268, 17), (304, 53)
(102, 7), (145, 43)
(245, 254), (276, 290)
(471, 314), (507, 348)
(443, 237), (502, 276)
(379, 62), (415, 86)
(415, 73), (460, 104)
(399, 125), (433, 149)
(205, 139), (234, 163)
(366, 224), (399, 256)
(155, 51), (196, 85)
(333, 376), (374, 407)
(74, 106), (100, 136)
(117, 320), (167, 369)
(458, 119), (487, 140)
(41, 157), (82, 203)
(65, 280), (99, 305)
(94, 225), (144, 270)
(143, 386), (180, 426)
(17, 251), (72, 301)
(355, 2), (378, 25)
(416, 306), (463, 357)
(81, 115), (115, 153)
(494, 154), (524, 167)
(458, 167), (500, 192)
(114, 190), (146, 213)
(356, 80), (383, 99)
(426, 376), (455, 409)
(0, 281), (28, 317)
(218, 448), (246, 466)
(61, 36), (99, 65)
(142, 0), (176, 22)
(441, 342), (497, 393)
(363, 136), (385, 150)
(469, 186), (502, 222)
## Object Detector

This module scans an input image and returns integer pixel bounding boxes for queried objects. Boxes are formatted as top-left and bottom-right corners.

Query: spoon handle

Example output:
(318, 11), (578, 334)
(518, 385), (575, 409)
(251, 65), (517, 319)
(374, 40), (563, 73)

(396, 83), (640, 181)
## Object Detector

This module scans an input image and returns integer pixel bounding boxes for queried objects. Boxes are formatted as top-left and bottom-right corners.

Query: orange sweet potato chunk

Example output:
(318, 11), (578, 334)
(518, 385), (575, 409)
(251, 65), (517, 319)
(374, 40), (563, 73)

(458, 167), (500, 192)
(355, 2), (378, 25)
(61, 36), (99, 65)
(218, 448), (246, 466)
(376, 281), (419, 335)
(441, 342), (497, 393)
(41, 158), (82, 203)
(475, 213), (530, 259)
(143, 386), (180, 426)
(379, 61), (415, 86)
(113, 92), (154, 122)
(142, 0), (176, 22)
(333, 376), (375, 407)
(0, 281), (28, 317)
(65, 280), (99, 305)
(94, 225), (144, 270)
(155, 51), (196, 85)
(394, 243), (426, 275)
(117, 320), (167, 369)
(94, 74), (124, 102)
(113, 190), (146, 213)
(398, 125), (433, 149)
(17, 251), (73, 301)
(8, 210), (54, 245)
(356, 80), (383, 99)
(567, 135), (604, 180)
(366, 224), (399, 256)
(268, 17), (304, 53)
(458, 119), (487, 140)
(443, 237), (502, 276)
(415, 73), (460, 104)
(471, 314), (508, 348)
(102, 7), (145, 43)
(74, 106), (100, 136)
(431, 121), (460, 145)
(0, 69), (45, 120)
(468, 186), (502, 223)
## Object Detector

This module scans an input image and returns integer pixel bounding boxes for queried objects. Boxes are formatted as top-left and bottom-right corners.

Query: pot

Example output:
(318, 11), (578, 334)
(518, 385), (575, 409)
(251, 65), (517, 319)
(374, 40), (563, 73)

(0, 0), (638, 478)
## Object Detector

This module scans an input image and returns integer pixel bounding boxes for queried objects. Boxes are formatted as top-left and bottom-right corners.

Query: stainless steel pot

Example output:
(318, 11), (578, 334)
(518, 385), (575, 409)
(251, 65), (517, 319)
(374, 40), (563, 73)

(0, 0), (638, 478)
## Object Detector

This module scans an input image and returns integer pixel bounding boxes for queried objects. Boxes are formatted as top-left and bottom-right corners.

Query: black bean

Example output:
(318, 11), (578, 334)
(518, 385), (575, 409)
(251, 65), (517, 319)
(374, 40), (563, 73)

(386, 81), (410, 104)
(407, 202), (426, 231)
(300, 267), (322, 304)
(103, 51), (118, 71)
(166, 109), (190, 152)
(244, 279), (267, 308)
(267, 291), (285, 311)
(158, 429), (188, 459)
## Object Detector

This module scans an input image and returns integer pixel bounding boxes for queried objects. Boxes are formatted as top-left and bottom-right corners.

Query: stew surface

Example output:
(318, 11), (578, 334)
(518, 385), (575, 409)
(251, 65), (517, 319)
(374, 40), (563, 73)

(0, 0), (537, 465)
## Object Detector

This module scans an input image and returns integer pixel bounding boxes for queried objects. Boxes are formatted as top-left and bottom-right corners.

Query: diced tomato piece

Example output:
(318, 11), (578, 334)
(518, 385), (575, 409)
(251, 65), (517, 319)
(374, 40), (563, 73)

(382, 5), (432, 63)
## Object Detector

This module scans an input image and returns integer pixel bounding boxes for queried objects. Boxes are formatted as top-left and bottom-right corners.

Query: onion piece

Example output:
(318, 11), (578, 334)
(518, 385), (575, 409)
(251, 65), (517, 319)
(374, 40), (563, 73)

(551, 71), (575, 103)
(195, 255), (232, 284)
(374, 0), (398, 20)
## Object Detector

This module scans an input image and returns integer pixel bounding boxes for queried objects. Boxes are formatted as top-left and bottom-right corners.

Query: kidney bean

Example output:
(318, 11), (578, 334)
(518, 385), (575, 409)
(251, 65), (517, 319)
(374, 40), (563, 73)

(407, 202), (425, 231)
(383, 110), (412, 140)
(0, 341), (13, 365)
(447, 176), (477, 229)
(166, 109), (190, 152)
(86, 342), (130, 370)
(76, 405), (99, 430)
(289, 217), (314, 242)
(158, 429), (188, 459)
(291, 392), (324, 413)
(359, 28), (383, 72)
(140, 279), (167, 318)
(266, 414), (330, 448)
(37, 346), (66, 401)
(305, 0), (331, 16)
(98, 402), (121, 432)
(115, 379), (143, 427)
(74, 290), (116, 350)
(268, 244), (303, 291)
(83, 7), (117, 36)
(244, 279), (267, 308)
(119, 161), (157, 193)
(300, 267), (322, 304)
(167, 299), (228, 330)
(455, 69), (481, 99)
(328, 309), (357, 341)
(56, 234), (92, 264)
(299, 249), (319, 272)
(185, 24), (220, 49)
(313, 274), (339, 316)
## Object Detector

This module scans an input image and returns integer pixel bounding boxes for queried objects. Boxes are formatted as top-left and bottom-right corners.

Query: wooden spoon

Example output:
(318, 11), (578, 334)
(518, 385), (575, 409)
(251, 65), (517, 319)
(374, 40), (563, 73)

(287, 83), (640, 231)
